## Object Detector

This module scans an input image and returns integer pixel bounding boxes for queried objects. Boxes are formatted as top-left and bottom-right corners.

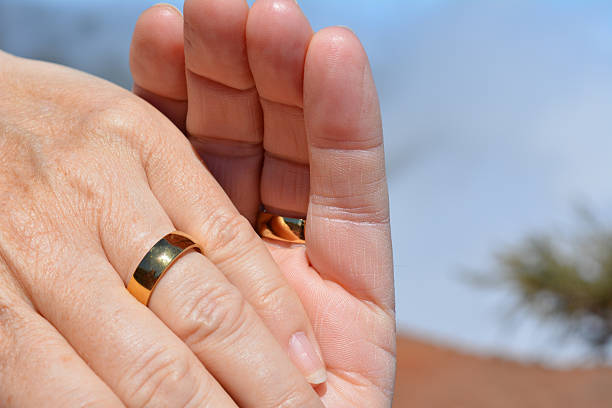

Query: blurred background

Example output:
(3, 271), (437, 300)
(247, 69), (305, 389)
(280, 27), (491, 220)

(3, 0), (612, 406)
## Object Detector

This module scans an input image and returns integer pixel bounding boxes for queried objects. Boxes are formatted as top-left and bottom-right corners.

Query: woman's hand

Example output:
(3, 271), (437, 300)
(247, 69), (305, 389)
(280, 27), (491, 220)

(130, 1), (396, 406)
(0, 50), (326, 407)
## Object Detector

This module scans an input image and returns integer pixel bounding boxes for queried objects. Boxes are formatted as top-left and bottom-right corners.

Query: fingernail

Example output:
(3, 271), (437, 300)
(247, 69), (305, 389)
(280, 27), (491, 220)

(288, 332), (327, 385)
(155, 3), (182, 16)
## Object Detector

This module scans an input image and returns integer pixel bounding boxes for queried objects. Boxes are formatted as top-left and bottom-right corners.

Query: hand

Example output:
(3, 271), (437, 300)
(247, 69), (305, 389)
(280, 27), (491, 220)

(130, 1), (396, 406)
(0, 50), (326, 407)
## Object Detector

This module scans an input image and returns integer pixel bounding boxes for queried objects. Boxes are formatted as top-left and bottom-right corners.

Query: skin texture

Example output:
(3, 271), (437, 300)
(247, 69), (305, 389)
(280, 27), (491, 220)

(130, 1), (397, 406)
(0, 51), (325, 408)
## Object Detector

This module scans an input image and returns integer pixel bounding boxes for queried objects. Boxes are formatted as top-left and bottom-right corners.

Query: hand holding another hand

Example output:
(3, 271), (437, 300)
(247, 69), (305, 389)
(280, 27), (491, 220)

(0, 50), (326, 407)
(0, 1), (395, 406)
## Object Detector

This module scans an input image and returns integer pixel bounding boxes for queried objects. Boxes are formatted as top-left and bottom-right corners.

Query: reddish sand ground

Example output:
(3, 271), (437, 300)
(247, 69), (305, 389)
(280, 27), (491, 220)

(392, 335), (612, 407)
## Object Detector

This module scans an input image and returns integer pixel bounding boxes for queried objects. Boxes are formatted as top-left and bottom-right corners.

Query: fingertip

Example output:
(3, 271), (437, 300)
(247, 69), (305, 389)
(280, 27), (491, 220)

(247, 0), (313, 105)
(304, 26), (381, 150)
(154, 3), (183, 16)
(130, 3), (187, 100)
(288, 331), (327, 385)
(183, 0), (253, 89)
(307, 26), (368, 68)
(305, 26), (370, 91)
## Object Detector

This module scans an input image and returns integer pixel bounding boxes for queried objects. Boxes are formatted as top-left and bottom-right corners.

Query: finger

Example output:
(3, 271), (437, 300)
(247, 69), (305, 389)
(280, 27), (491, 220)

(152, 254), (324, 407)
(0, 268), (124, 408)
(98, 183), (324, 406)
(141, 105), (327, 385)
(130, 4), (188, 131)
(304, 27), (394, 313)
(183, 0), (263, 223)
(0, 199), (234, 407)
(247, 0), (313, 216)
(20, 258), (234, 408)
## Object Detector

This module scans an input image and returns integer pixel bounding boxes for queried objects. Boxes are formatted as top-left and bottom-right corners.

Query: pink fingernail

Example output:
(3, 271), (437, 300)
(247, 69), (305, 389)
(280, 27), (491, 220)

(288, 332), (327, 385)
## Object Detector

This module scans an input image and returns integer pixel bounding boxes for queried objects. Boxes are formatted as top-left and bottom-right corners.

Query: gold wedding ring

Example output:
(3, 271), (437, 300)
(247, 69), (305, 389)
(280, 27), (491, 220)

(256, 210), (306, 244)
(127, 231), (202, 306)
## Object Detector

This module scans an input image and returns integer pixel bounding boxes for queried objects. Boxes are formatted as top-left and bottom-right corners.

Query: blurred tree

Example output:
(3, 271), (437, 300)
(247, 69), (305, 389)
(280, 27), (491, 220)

(489, 211), (612, 358)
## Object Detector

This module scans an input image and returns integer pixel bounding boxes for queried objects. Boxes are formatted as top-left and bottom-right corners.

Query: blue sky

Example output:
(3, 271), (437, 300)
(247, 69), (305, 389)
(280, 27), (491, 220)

(4, 0), (612, 364)
(383, 0), (612, 363)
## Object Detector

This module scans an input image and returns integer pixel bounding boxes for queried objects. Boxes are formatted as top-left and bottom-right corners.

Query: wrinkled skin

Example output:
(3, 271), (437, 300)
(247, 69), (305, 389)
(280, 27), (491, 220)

(129, 1), (396, 406)
(0, 1), (395, 406)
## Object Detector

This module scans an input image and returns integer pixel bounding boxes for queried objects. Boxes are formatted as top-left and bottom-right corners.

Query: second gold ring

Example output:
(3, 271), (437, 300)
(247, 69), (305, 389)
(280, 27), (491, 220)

(256, 210), (306, 244)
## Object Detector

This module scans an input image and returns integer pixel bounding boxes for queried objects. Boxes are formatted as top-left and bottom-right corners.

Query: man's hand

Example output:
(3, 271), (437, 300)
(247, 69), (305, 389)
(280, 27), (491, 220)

(0, 49), (325, 408)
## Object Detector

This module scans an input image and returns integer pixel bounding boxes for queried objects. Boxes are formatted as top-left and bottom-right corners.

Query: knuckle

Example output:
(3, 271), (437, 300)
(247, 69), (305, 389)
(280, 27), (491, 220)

(309, 150), (390, 225)
(176, 281), (250, 352)
(77, 98), (156, 159)
(255, 279), (296, 316)
(310, 174), (390, 225)
(79, 98), (140, 135)
(48, 155), (112, 216)
(201, 210), (258, 258)
(123, 346), (199, 407)
(310, 198), (390, 225)
(180, 383), (216, 408)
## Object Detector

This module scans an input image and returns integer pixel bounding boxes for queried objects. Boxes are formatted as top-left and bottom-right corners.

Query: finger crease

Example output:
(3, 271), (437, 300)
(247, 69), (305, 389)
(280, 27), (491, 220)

(186, 68), (256, 94)
(259, 96), (304, 111)
(264, 151), (309, 168)
(189, 136), (263, 159)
